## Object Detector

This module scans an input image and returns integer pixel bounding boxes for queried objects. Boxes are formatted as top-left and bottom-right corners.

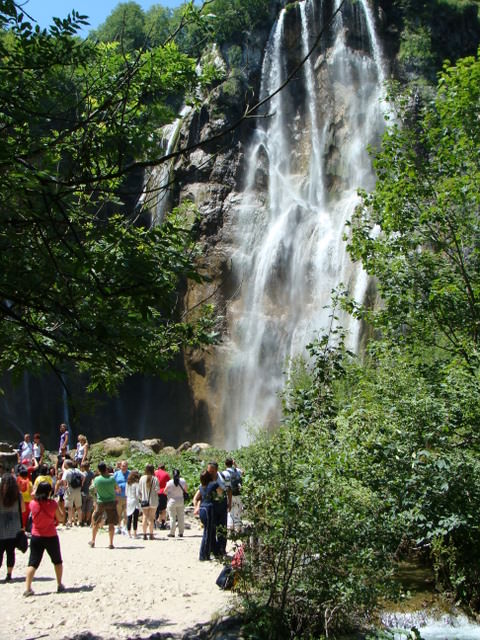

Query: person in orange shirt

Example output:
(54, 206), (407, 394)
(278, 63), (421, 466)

(16, 466), (33, 529)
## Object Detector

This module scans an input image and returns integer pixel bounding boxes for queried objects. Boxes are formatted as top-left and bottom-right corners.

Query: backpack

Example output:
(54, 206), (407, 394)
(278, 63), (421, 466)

(69, 470), (82, 489)
(229, 468), (242, 496)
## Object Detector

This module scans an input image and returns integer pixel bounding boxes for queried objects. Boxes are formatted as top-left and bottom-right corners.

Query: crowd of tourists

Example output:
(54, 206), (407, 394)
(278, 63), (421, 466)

(0, 424), (243, 597)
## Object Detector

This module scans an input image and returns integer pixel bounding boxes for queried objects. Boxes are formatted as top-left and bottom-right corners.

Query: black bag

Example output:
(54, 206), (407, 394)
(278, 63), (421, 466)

(216, 565), (234, 590)
(15, 530), (28, 554)
(141, 477), (154, 508)
(69, 470), (82, 489)
(230, 469), (242, 496)
(182, 489), (189, 502)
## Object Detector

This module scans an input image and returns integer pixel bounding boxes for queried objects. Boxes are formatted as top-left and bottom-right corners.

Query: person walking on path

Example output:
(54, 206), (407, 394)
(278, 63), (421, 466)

(24, 481), (64, 596)
(113, 460), (129, 533)
(125, 471), (140, 538)
(16, 466), (32, 529)
(139, 465), (159, 541)
(207, 461), (229, 556)
(89, 462), (120, 549)
(165, 469), (188, 538)
(223, 458), (243, 532)
(0, 473), (24, 582)
(193, 470), (222, 561)
(62, 460), (83, 527)
(154, 464), (170, 530)
(32, 434), (45, 480)
(80, 462), (95, 526)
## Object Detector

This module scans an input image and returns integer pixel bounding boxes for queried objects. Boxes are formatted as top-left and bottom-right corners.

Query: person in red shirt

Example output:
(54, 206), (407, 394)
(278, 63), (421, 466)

(154, 464), (170, 530)
(23, 482), (64, 597)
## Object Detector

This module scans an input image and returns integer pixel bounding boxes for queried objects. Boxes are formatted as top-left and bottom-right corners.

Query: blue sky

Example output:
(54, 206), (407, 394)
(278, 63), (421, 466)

(19, 1), (186, 33)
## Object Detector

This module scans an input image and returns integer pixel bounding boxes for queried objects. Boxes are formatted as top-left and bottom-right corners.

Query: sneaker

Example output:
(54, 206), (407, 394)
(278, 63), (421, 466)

(23, 589), (34, 597)
(149, 534), (154, 540)
(143, 534), (147, 541)
(178, 533), (183, 537)
(57, 583), (66, 593)
(108, 544), (114, 549)
(5, 574), (11, 582)
(88, 540), (95, 548)
(167, 533), (174, 538)
(115, 526), (122, 534)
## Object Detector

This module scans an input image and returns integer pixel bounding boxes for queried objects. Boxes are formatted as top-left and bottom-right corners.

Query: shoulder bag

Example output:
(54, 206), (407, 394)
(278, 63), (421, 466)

(140, 477), (153, 508)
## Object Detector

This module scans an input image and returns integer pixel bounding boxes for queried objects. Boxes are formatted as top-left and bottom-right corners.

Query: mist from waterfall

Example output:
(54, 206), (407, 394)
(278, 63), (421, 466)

(220, 0), (389, 448)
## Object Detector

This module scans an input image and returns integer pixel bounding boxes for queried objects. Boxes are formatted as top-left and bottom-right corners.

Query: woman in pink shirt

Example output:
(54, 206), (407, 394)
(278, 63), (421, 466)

(24, 482), (64, 597)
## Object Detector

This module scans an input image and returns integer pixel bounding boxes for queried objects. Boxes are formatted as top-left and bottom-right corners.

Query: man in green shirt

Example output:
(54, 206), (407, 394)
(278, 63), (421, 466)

(89, 462), (120, 549)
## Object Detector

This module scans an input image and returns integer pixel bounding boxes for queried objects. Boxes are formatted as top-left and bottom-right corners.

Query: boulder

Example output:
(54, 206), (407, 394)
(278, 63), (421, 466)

(0, 442), (18, 472)
(162, 446), (177, 455)
(176, 441), (192, 454)
(190, 442), (212, 454)
(142, 438), (164, 453)
(98, 437), (130, 457)
(130, 441), (153, 455)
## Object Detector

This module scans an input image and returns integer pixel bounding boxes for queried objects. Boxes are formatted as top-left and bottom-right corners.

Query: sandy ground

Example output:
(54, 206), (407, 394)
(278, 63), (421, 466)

(2, 514), (235, 640)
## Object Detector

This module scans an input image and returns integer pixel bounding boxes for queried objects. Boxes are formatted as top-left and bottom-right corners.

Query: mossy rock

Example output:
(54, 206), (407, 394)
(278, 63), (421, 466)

(91, 437), (130, 459)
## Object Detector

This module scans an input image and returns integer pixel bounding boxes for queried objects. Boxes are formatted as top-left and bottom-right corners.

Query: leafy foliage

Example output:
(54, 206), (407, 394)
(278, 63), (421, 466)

(90, 1), (146, 51)
(348, 52), (480, 365)
(343, 50), (480, 609)
(238, 336), (394, 638)
(0, 2), (215, 391)
(236, 50), (480, 635)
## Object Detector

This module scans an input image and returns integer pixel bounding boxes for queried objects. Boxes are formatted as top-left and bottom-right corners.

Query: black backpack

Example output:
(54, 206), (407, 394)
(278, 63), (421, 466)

(229, 469), (242, 496)
(69, 470), (82, 489)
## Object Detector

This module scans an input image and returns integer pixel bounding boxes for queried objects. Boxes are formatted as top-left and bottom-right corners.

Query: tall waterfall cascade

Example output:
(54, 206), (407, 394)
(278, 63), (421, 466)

(216, 0), (389, 447)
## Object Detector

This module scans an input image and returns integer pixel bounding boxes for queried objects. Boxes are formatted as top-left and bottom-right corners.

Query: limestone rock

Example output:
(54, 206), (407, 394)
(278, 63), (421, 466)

(176, 441), (192, 454)
(0, 441), (17, 471)
(130, 440), (153, 455)
(161, 446), (177, 456)
(190, 442), (211, 454)
(97, 437), (130, 457)
(142, 438), (164, 453)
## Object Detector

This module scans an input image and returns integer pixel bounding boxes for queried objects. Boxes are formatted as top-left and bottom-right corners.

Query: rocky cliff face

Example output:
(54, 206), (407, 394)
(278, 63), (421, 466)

(2, 1), (478, 450)
(167, 0), (394, 445)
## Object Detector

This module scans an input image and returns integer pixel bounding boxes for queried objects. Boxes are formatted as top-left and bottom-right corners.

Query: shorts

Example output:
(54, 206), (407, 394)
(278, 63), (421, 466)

(92, 501), (119, 526)
(64, 488), (82, 509)
(81, 494), (93, 514)
(157, 493), (167, 511)
(28, 535), (62, 568)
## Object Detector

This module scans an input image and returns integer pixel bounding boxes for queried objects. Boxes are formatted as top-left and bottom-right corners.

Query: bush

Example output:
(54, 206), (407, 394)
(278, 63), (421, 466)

(238, 423), (393, 638)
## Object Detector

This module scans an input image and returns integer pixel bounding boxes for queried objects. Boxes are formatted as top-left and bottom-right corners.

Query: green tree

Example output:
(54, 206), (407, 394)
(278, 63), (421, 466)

(0, 2), (214, 392)
(90, 1), (146, 51)
(345, 50), (480, 606)
(144, 5), (173, 48)
(237, 331), (393, 638)
(348, 52), (480, 366)
(208, 0), (270, 45)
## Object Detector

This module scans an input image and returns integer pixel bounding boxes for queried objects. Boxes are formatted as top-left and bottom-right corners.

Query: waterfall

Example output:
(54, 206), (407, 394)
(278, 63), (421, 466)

(220, 0), (389, 448)
(140, 107), (189, 226)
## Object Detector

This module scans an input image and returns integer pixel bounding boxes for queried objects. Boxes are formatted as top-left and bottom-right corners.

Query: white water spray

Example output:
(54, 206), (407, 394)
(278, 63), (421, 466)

(218, 0), (388, 447)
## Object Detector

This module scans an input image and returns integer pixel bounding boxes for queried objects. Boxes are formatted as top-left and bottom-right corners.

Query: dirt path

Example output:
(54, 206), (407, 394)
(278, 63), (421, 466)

(2, 515), (234, 640)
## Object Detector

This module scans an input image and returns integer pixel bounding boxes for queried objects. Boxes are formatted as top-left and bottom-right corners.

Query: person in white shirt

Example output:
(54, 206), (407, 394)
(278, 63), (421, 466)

(165, 469), (188, 538)
(138, 465), (159, 541)
(17, 434), (33, 466)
